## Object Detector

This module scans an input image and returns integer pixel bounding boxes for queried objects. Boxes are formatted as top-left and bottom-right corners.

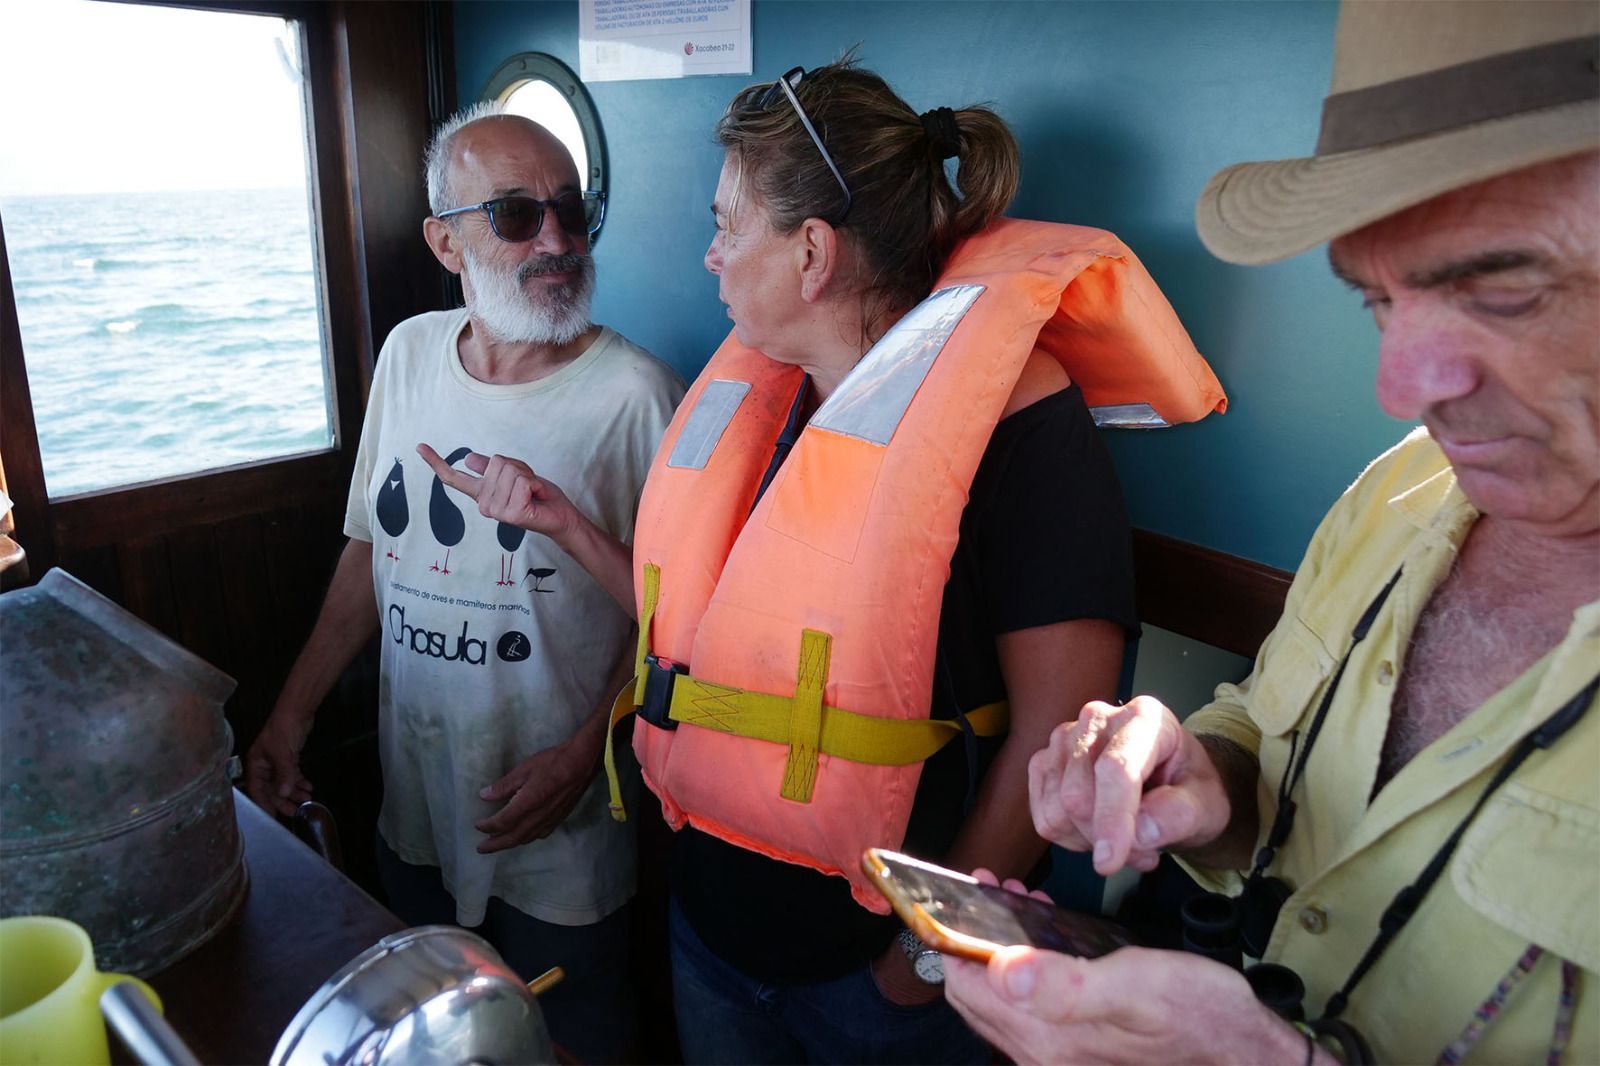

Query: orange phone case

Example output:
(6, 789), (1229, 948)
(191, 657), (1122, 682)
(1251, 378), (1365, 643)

(860, 848), (1007, 963)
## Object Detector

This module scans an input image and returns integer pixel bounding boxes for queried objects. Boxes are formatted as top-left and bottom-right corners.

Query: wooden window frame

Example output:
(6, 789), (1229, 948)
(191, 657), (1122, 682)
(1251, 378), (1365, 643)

(0, 0), (455, 575)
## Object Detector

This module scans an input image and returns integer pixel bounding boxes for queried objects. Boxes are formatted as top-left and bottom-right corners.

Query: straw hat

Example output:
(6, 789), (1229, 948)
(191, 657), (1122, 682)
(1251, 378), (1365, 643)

(1196, 0), (1599, 265)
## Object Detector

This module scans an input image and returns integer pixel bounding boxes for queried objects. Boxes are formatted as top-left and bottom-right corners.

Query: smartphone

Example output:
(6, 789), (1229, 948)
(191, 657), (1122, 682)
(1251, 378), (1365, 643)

(861, 848), (1134, 962)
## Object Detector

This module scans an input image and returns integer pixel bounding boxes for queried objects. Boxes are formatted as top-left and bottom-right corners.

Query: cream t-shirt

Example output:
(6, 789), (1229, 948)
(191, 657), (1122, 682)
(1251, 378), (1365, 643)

(345, 308), (683, 926)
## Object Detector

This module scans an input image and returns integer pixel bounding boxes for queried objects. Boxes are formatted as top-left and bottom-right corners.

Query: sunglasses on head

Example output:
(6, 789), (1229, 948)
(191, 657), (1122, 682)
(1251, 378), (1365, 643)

(435, 190), (606, 242)
(759, 66), (852, 225)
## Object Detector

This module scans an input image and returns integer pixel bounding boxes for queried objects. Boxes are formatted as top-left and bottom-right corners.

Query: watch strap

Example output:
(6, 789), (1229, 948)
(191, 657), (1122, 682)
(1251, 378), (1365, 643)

(897, 928), (945, 984)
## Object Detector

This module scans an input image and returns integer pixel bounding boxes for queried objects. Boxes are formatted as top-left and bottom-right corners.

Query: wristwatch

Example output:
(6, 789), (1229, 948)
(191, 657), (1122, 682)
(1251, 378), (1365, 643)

(898, 928), (944, 984)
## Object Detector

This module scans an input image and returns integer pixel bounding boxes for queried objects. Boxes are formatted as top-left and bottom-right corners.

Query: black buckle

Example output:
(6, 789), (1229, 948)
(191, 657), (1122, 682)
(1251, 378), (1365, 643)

(640, 654), (685, 730)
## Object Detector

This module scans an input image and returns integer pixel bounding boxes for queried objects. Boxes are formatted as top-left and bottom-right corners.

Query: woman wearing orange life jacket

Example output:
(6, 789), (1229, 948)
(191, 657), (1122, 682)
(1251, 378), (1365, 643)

(421, 59), (1207, 1063)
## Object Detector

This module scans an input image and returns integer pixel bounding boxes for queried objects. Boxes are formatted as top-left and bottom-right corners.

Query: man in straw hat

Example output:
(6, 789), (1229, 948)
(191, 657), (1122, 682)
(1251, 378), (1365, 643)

(945, 2), (1597, 1062)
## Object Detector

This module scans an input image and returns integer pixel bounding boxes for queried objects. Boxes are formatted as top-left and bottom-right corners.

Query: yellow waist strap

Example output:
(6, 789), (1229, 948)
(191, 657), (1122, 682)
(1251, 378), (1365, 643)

(603, 673), (1008, 821)
(667, 674), (1008, 764)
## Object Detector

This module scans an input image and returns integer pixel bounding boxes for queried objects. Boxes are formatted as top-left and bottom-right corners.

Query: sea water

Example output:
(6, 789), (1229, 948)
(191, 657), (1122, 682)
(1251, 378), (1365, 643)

(3, 187), (334, 498)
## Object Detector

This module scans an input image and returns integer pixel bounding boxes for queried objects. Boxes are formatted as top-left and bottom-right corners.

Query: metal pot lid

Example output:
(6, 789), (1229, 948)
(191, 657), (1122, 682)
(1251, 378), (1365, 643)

(0, 569), (236, 849)
(271, 926), (554, 1066)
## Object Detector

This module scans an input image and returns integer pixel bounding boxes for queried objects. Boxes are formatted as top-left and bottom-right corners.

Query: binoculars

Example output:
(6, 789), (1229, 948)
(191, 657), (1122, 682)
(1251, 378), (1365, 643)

(1180, 888), (1305, 1021)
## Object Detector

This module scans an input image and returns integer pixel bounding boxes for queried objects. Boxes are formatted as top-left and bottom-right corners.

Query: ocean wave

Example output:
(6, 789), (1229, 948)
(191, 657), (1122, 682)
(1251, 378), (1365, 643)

(204, 340), (270, 357)
(30, 239), (100, 255)
(105, 320), (140, 334)
(94, 256), (197, 272)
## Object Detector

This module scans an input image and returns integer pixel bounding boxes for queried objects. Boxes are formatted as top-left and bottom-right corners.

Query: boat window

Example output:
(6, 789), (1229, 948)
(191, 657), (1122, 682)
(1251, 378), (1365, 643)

(0, 1), (334, 500)
(481, 53), (608, 244)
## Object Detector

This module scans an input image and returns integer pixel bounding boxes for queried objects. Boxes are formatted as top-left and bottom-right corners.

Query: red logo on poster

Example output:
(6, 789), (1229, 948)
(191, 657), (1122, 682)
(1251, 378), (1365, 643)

(684, 41), (695, 55)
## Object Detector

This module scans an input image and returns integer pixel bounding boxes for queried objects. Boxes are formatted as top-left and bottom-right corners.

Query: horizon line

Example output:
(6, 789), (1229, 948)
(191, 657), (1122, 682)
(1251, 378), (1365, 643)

(0, 184), (307, 200)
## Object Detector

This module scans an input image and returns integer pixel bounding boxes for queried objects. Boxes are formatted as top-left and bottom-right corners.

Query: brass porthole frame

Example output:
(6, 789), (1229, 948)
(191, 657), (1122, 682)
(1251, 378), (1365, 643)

(480, 52), (609, 245)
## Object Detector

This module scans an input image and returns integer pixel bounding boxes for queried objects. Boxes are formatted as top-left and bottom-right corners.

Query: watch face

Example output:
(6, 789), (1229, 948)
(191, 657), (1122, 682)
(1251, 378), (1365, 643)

(912, 950), (945, 984)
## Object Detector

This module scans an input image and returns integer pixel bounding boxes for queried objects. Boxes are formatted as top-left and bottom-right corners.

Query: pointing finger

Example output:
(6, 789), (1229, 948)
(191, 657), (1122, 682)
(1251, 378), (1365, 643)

(416, 443), (483, 499)
(1090, 706), (1169, 874)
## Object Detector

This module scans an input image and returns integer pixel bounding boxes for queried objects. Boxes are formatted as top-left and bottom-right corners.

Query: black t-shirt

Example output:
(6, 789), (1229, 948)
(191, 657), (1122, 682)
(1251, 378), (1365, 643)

(670, 383), (1138, 983)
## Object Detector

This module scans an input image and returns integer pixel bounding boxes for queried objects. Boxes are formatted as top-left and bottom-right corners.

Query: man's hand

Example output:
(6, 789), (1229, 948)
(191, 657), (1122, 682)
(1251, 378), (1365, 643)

(244, 712), (314, 818)
(1029, 696), (1232, 875)
(944, 942), (1314, 1065)
(417, 444), (580, 545)
(474, 726), (605, 853)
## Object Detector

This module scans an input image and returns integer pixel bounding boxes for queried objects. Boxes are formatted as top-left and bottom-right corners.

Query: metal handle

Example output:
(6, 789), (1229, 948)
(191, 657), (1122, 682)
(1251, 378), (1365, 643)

(100, 981), (201, 1066)
(294, 800), (344, 870)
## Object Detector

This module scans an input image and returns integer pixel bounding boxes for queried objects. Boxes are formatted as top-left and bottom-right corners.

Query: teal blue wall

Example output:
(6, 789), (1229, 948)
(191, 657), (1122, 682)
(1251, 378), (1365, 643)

(453, 0), (1414, 572)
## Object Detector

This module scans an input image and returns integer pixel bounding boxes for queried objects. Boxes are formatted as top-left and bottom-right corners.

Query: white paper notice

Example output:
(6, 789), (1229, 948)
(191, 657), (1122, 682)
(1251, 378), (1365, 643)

(579, 0), (752, 82)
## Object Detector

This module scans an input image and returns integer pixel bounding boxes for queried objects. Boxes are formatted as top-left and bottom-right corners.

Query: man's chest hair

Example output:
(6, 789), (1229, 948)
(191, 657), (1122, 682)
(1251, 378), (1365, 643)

(1380, 558), (1572, 787)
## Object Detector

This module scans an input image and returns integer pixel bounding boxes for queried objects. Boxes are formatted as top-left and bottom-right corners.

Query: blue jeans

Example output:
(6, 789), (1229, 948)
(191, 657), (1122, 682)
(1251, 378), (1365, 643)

(376, 837), (635, 1064)
(668, 897), (990, 1065)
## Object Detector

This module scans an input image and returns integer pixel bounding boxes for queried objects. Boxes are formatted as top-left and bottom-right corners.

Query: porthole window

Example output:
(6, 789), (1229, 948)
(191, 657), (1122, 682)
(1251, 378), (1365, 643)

(482, 53), (608, 244)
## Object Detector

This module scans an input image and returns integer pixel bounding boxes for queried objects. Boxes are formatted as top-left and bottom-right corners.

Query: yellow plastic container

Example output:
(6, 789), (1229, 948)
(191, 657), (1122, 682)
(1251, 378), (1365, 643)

(0, 916), (162, 1065)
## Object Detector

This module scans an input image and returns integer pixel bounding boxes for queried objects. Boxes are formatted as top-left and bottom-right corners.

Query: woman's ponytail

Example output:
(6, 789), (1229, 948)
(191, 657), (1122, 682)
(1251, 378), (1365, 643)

(950, 107), (1021, 239)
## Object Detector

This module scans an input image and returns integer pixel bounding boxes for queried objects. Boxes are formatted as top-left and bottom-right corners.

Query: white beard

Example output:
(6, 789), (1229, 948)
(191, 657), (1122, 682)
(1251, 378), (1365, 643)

(462, 244), (595, 346)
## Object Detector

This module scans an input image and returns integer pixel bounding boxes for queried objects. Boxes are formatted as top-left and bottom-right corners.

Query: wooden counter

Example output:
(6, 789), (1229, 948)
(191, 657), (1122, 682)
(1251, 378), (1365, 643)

(140, 791), (404, 1064)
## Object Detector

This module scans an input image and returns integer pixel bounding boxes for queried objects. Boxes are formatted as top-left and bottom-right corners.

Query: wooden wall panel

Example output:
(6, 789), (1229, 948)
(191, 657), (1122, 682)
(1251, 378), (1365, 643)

(55, 544), (121, 605)
(115, 538), (181, 643)
(166, 527), (233, 673)
(1133, 529), (1293, 659)
(50, 454), (347, 557)
(212, 513), (282, 739)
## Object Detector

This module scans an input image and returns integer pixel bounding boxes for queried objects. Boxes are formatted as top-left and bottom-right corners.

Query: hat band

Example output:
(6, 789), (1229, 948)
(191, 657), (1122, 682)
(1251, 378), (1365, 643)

(1317, 36), (1599, 155)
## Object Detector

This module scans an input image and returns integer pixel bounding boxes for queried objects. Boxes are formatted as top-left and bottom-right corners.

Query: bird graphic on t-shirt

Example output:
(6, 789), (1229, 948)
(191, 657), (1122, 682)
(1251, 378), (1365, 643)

(524, 567), (557, 593)
(376, 458), (409, 559)
(496, 522), (526, 586)
(427, 446), (471, 574)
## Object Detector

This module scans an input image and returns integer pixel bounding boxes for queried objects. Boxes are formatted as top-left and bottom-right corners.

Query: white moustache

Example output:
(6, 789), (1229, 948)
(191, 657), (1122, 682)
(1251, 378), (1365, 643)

(518, 255), (590, 282)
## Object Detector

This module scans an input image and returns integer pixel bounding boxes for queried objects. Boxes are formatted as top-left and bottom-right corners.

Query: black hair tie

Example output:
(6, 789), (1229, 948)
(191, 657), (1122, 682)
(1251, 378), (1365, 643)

(920, 107), (961, 160)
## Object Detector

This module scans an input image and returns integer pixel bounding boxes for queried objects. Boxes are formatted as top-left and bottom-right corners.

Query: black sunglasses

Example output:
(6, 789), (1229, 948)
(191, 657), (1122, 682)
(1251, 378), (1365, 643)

(436, 190), (606, 242)
(759, 67), (852, 225)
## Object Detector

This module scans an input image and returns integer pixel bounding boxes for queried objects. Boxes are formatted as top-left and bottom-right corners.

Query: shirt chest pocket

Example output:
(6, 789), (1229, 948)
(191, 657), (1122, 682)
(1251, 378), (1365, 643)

(1246, 618), (1338, 785)
(1451, 783), (1600, 973)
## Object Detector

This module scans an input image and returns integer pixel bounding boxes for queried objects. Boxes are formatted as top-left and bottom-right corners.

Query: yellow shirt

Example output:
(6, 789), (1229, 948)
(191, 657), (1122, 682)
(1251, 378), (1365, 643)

(1185, 428), (1599, 1064)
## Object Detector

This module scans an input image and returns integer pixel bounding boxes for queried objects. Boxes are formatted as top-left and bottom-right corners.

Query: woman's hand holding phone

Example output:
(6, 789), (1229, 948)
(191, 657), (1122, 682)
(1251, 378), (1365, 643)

(970, 866), (1047, 900)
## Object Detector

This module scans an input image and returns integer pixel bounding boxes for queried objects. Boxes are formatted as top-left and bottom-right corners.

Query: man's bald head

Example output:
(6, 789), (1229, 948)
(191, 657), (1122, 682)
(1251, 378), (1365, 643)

(423, 105), (578, 217)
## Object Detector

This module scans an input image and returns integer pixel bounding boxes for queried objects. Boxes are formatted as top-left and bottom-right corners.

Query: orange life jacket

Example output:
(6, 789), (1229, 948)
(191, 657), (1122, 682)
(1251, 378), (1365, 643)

(609, 218), (1225, 912)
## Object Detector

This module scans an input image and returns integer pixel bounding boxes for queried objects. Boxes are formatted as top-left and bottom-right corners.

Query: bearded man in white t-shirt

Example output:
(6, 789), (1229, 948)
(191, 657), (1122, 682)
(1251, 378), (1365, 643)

(246, 104), (684, 1063)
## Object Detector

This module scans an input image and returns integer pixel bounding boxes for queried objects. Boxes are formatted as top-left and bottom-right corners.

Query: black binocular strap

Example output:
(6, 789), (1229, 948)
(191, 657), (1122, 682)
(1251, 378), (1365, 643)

(1249, 569), (1404, 884)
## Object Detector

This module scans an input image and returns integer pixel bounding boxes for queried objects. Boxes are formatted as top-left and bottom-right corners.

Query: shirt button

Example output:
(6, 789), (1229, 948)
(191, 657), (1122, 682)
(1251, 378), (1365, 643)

(1299, 906), (1329, 934)
(1376, 661), (1395, 685)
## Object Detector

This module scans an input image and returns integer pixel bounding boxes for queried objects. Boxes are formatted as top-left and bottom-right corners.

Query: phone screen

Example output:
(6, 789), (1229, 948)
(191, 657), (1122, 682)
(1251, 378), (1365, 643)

(864, 849), (1132, 959)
